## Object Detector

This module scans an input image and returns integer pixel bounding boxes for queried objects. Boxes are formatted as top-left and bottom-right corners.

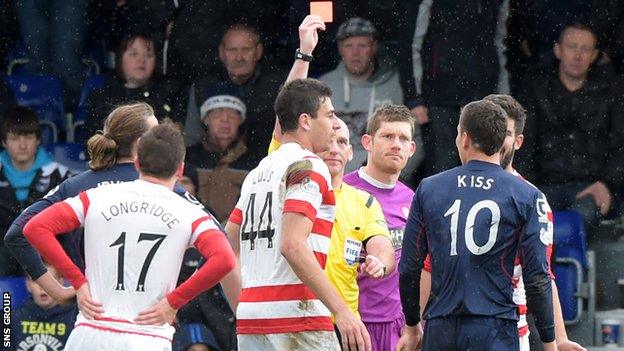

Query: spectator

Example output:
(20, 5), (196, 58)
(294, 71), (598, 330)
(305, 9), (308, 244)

(0, 107), (70, 276)
(184, 23), (288, 158)
(183, 92), (256, 223)
(319, 17), (425, 176)
(413, 0), (510, 174)
(516, 23), (624, 233)
(84, 32), (185, 142)
(11, 264), (77, 351)
(14, 0), (88, 110)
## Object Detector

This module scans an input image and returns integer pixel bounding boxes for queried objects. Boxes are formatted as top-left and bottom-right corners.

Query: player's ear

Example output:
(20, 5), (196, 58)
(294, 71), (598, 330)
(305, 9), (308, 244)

(408, 140), (416, 157)
(361, 134), (373, 151)
(133, 157), (141, 172)
(299, 113), (312, 131)
(514, 134), (524, 150)
(175, 162), (185, 179)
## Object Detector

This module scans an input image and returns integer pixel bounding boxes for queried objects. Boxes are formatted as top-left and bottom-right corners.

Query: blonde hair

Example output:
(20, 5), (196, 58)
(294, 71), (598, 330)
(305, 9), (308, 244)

(87, 102), (155, 170)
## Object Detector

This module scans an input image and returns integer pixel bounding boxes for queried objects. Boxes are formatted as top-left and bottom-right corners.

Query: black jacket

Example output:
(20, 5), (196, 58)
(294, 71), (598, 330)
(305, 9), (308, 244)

(415, 0), (507, 106)
(84, 74), (186, 141)
(516, 67), (624, 191)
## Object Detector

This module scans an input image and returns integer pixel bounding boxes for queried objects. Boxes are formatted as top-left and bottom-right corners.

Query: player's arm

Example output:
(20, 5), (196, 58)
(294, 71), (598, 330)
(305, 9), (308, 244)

(281, 163), (370, 351)
(136, 220), (236, 326)
(221, 219), (242, 312)
(360, 196), (395, 278)
(419, 255), (433, 317)
(270, 15), (326, 149)
(281, 212), (370, 351)
(22, 194), (89, 301)
(397, 186), (428, 350)
(4, 186), (65, 279)
(520, 192), (556, 350)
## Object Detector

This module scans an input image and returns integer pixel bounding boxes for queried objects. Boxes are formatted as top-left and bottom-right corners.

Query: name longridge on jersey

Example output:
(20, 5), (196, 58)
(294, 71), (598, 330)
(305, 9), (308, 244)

(99, 200), (180, 229)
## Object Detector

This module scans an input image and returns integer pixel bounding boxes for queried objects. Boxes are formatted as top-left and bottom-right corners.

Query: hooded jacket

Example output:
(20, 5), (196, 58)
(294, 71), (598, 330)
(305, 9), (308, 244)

(320, 60), (424, 174)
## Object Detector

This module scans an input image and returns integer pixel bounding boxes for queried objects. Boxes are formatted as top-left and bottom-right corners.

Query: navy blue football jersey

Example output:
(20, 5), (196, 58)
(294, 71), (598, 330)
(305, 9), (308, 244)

(5, 163), (206, 279)
(401, 160), (553, 326)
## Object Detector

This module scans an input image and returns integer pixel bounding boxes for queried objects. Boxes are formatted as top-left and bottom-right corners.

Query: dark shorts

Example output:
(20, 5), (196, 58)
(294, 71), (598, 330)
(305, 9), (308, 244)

(423, 315), (519, 351)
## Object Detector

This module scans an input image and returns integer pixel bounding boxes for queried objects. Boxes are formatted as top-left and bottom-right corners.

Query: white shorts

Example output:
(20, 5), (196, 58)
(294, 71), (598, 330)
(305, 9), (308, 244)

(64, 324), (172, 351)
(238, 331), (341, 351)
(518, 332), (530, 351)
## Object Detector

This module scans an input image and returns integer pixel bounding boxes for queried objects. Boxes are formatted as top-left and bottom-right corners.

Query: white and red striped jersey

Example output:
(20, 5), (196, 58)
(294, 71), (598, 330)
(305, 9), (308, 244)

(63, 180), (223, 341)
(510, 169), (555, 337)
(229, 142), (336, 334)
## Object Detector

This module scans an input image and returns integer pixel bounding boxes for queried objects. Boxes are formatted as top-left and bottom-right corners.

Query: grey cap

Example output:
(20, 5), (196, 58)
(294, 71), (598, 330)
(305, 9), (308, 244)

(335, 17), (377, 41)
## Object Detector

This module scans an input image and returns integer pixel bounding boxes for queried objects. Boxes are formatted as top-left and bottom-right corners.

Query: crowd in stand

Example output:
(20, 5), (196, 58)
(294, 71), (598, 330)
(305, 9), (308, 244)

(0, 1), (623, 350)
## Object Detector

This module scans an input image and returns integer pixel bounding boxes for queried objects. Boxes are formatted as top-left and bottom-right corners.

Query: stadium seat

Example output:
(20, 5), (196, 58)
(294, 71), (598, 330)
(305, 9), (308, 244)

(552, 210), (595, 325)
(0, 276), (30, 309)
(45, 142), (88, 173)
(69, 74), (105, 143)
(3, 74), (65, 145)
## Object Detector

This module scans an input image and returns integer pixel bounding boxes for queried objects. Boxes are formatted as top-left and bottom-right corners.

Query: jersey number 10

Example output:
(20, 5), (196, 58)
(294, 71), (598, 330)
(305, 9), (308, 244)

(444, 199), (501, 256)
(109, 232), (166, 292)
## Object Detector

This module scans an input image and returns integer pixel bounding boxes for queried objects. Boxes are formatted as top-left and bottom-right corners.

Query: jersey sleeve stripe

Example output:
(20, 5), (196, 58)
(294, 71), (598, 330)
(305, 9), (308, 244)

(191, 216), (210, 234)
(313, 251), (327, 268)
(286, 170), (329, 197)
(423, 254), (432, 272)
(239, 283), (317, 302)
(192, 217), (219, 237)
(283, 199), (317, 222)
(308, 233), (331, 254)
(79, 191), (90, 217)
(228, 207), (243, 225)
(64, 194), (86, 224)
(311, 218), (333, 238)
(316, 206), (335, 223)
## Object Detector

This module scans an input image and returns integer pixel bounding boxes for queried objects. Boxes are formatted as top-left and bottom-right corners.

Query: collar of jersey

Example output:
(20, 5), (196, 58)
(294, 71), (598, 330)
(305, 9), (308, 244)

(356, 167), (395, 189)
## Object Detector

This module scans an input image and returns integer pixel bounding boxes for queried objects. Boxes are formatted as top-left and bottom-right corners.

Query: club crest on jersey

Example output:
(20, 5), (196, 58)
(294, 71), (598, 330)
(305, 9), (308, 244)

(43, 185), (60, 198)
(536, 197), (552, 223)
(300, 176), (319, 195)
(401, 206), (410, 219)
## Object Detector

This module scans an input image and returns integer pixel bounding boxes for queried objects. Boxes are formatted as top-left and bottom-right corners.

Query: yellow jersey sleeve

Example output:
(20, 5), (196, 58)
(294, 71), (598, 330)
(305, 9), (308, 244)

(268, 135), (281, 154)
(361, 194), (391, 242)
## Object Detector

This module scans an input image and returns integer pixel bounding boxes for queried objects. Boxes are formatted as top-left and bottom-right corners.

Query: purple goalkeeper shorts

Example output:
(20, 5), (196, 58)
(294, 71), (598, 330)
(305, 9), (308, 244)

(364, 315), (405, 351)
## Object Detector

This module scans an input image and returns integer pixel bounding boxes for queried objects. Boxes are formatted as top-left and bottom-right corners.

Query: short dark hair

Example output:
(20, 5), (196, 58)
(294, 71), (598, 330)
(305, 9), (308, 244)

(459, 100), (507, 156)
(366, 104), (415, 137)
(137, 122), (185, 179)
(1, 107), (40, 141)
(274, 78), (332, 133)
(483, 94), (527, 135)
(557, 22), (597, 45)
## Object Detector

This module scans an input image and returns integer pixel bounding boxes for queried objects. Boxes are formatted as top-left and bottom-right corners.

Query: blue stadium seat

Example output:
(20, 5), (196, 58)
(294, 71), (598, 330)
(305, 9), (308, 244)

(553, 210), (590, 324)
(45, 142), (88, 173)
(3, 74), (65, 145)
(0, 276), (30, 309)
